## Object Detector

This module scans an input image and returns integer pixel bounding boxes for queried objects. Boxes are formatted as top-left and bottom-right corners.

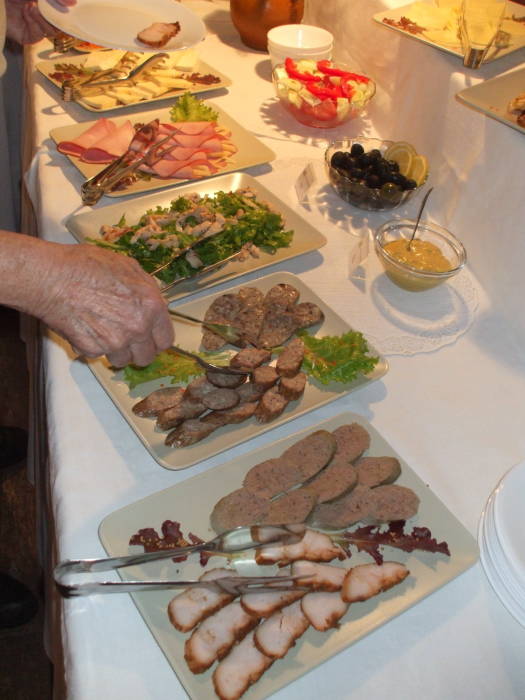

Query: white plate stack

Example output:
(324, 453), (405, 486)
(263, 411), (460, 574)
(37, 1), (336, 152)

(478, 459), (525, 627)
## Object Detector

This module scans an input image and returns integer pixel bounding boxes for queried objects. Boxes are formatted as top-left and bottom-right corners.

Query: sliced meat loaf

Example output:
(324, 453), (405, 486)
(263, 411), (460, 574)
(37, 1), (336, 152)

(355, 456), (401, 487)
(281, 430), (337, 480)
(202, 294), (242, 350)
(243, 457), (303, 499)
(257, 308), (297, 349)
(211, 488), (269, 533)
(257, 489), (316, 526)
(332, 423), (371, 463)
(302, 456), (357, 504)
(263, 283), (300, 309)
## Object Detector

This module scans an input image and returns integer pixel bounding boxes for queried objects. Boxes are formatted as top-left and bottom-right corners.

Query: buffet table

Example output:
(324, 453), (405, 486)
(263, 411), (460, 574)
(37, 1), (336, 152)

(24, 1), (525, 698)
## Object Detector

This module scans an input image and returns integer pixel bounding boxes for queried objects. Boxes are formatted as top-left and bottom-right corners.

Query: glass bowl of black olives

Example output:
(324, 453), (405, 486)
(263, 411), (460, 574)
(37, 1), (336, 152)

(325, 138), (427, 211)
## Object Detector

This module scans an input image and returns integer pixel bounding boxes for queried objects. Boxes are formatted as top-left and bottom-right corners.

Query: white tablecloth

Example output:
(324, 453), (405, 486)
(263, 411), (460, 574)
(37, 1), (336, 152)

(24, 1), (525, 698)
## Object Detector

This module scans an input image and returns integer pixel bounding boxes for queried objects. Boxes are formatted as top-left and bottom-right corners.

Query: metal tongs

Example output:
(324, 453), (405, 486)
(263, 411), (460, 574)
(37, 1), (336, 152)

(62, 52), (168, 102)
(54, 524), (309, 597)
(80, 125), (176, 206)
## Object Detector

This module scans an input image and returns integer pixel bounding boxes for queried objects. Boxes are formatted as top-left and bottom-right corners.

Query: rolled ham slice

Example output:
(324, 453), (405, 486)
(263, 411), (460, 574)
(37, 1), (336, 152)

(212, 630), (273, 700)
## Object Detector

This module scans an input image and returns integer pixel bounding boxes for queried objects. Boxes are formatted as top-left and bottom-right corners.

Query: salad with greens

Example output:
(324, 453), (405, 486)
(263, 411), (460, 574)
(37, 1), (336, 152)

(90, 188), (293, 284)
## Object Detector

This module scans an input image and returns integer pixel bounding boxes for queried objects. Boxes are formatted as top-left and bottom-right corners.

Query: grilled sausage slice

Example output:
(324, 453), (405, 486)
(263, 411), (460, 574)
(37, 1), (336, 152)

(263, 283), (300, 309)
(279, 372), (307, 401)
(257, 309), (297, 349)
(292, 301), (324, 329)
(206, 370), (246, 389)
(276, 337), (304, 377)
(156, 396), (206, 431)
(254, 386), (289, 423)
(230, 347), (272, 370)
(132, 386), (185, 417)
(201, 388), (240, 411)
(251, 365), (279, 390)
(165, 418), (217, 447)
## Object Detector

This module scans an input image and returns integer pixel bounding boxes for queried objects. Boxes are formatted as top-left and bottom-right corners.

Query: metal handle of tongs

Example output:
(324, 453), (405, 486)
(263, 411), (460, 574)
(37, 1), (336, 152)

(80, 131), (177, 206)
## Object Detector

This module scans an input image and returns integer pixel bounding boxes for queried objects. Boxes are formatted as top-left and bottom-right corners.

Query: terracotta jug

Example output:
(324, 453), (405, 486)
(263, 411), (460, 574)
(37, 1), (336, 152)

(230, 0), (305, 51)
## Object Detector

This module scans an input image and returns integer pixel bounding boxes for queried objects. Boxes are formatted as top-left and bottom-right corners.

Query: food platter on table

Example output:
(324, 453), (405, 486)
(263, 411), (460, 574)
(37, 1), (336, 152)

(65, 173), (327, 300)
(456, 65), (525, 135)
(83, 272), (387, 470)
(38, 0), (206, 53)
(373, 0), (525, 62)
(37, 49), (231, 112)
(50, 104), (275, 198)
(98, 411), (479, 700)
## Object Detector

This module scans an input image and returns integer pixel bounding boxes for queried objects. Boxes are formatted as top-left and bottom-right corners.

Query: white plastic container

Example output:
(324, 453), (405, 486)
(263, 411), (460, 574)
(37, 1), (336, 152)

(267, 24), (333, 68)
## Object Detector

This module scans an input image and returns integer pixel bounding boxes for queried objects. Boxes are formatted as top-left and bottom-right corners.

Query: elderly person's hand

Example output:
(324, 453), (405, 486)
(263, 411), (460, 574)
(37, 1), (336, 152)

(6, 0), (76, 45)
(38, 243), (174, 367)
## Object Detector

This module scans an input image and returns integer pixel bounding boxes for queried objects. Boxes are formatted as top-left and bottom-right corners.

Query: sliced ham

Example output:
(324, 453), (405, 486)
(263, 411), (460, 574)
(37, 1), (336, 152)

(253, 600), (310, 659)
(255, 528), (345, 566)
(290, 561), (347, 591)
(85, 119), (135, 158)
(167, 568), (235, 632)
(79, 147), (115, 164)
(240, 571), (305, 617)
(56, 141), (86, 158)
(300, 591), (349, 631)
(70, 117), (117, 149)
(184, 600), (258, 674)
(212, 630), (273, 700)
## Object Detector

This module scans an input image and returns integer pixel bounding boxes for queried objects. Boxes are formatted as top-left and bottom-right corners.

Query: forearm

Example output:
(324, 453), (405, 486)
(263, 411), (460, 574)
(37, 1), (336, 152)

(0, 231), (65, 318)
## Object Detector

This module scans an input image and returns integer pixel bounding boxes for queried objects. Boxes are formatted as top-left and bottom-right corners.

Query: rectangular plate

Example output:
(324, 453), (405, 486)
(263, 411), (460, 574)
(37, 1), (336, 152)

(373, 1), (525, 63)
(456, 65), (525, 134)
(49, 104), (275, 198)
(98, 411), (479, 700)
(65, 172), (327, 301)
(36, 50), (231, 112)
(86, 271), (388, 470)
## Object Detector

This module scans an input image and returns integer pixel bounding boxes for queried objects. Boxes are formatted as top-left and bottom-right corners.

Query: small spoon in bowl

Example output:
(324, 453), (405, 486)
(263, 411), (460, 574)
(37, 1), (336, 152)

(407, 187), (433, 250)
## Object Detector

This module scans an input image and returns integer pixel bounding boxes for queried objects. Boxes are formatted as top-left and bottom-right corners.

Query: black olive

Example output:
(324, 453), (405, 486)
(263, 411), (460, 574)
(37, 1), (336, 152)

(365, 174), (381, 189)
(349, 167), (365, 181)
(404, 178), (417, 190)
(369, 148), (382, 161)
(331, 151), (346, 168)
(350, 142), (364, 156)
(386, 159), (400, 172)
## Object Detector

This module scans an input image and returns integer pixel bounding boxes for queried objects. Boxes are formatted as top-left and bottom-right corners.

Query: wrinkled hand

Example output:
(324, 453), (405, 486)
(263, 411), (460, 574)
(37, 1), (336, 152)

(39, 244), (174, 367)
(6, 0), (61, 44)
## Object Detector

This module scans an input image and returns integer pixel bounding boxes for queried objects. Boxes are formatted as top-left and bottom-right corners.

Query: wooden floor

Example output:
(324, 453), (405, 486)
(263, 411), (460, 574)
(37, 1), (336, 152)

(0, 307), (52, 699)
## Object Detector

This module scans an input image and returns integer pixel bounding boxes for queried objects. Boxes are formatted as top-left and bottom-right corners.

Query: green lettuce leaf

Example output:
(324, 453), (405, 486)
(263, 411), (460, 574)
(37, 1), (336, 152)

(169, 92), (219, 123)
(299, 330), (379, 385)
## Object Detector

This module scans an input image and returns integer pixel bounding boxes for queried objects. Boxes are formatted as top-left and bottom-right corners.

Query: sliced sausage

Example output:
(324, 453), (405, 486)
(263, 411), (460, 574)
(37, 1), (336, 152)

(355, 456), (401, 488)
(263, 283), (300, 309)
(367, 484), (420, 523)
(230, 347), (271, 370)
(302, 456), (357, 504)
(258, 489), (316, 526)
(206, 370), (246, 389)
(237, 286), (264, 308)
(211, 488), (269, 533)
(156, 396), (206, 431)
(132, 386), (184, 417)
(243, 457), (303, 499)
(332, 423), (371, 462)
(257, 309), (297, 348)
(251, 365), (279, 390)
(276, 337), (304, 377)
(254, 386), (289, 422)
(201, 388), (240, 411)
(165, 418), (217, 447)
(310, 484), (377, 529)
(202, 293), (242, 350)
(185, 376), (218, 401)
(236, 382), (266, 404)
(292, 301), (324, 329)
(279, 372), (307, 401)
(282, 430), (337, 480)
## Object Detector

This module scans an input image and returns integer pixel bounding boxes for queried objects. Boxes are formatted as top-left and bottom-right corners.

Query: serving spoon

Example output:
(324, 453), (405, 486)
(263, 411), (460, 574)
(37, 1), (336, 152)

(407, 187), (433, 250)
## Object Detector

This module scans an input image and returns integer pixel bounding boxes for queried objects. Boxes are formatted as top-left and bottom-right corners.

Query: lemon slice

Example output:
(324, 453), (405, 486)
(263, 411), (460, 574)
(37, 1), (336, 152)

(409, 154), (429, 186)
(384, 141), (417, 176)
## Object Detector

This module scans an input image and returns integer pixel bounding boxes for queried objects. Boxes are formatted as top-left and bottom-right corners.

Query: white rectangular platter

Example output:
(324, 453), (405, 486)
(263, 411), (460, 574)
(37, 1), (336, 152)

(50, 104), (275, 198)
(98, 411), (479, 700)
(86, 272), (388, 470)
(65, 172), (327, 301)
(456, 65), (525, 134)
(36, 50), (231, 112)
(373, 1), (525, 62)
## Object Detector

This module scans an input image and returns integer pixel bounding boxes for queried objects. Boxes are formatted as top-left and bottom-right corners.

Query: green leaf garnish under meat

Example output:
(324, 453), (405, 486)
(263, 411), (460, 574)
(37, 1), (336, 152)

(169, 92), (219, 123)
(298, 330), (379, 385)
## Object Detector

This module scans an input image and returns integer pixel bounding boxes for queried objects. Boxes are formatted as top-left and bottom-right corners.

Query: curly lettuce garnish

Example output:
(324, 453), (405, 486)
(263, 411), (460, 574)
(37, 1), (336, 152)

(298, 330), (379, 385)
(169, 92), (219, 123)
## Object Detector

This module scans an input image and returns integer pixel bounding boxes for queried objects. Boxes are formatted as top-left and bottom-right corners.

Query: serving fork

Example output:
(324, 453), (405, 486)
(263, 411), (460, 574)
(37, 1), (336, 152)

(54, 524), (309, 597)
(53, 33), (78, 53)
(168, 345), (249, 375)
(168, 308), (257, 347)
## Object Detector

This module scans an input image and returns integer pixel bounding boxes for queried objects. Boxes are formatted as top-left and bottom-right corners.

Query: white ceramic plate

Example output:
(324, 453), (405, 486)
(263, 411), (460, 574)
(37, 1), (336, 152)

(38, 0), (205, 53)
(85, 272), (388, 470)
(492, 459), (525, 583)
(50, 104), (275, 198)
(65, 172), (327, 301)
(37, 50), (231, 112)
(456, 66), (525, 135)
(373, 1), (525, 63)
(99, 411), (479, 700)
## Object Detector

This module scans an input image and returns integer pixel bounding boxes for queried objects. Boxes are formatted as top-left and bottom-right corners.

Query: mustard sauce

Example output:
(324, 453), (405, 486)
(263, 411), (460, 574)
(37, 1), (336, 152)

(384, 239), (452, 273)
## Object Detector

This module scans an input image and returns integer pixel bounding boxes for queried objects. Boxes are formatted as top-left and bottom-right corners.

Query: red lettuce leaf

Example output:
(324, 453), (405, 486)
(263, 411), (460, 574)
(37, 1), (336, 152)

(341, 520), (451, 565)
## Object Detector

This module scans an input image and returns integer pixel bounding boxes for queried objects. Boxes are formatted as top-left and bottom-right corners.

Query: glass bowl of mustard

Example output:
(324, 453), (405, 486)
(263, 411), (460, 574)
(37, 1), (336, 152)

(374, 219), (466, 291)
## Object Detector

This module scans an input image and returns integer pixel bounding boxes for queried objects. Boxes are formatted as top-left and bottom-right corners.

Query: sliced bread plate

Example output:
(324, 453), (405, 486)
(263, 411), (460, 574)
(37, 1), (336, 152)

(456, 65), (525, 134)
(65, 172), (327, 301)
(37, 50), (231, 112)
(98, 411), (479, 700)
(85, 272), (388, 470)
(50, 104), (275, 198)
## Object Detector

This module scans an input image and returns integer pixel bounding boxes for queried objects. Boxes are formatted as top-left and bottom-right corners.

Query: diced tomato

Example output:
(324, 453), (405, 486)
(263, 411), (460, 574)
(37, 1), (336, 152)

(302, 98), (337, 121)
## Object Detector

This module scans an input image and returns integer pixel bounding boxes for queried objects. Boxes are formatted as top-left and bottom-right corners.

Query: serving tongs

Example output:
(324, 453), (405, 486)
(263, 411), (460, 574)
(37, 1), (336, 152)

(80, 128), (177, 206)
(54, 524), (309, 597)
(62, 52), (168, 102)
